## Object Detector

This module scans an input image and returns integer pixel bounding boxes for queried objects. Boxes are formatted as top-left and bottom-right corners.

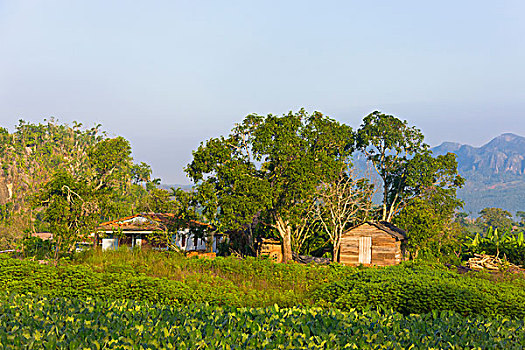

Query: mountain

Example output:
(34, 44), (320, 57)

(432, 133), (525, 216)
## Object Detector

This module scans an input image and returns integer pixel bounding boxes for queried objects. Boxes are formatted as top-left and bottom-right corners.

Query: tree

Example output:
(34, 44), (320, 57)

(516, 211), (525, 228)
(454, 212), (469, 227)
(87, 136), (132, 191)
(476, 207), (514, 231)
(34, 171), (99, 264)
(186, 110), (352, 262)
(394, 187), (464, 260)
(0, 120), (150, 231)
(313, 166), (375, 261)
(356, 111), (464, 222)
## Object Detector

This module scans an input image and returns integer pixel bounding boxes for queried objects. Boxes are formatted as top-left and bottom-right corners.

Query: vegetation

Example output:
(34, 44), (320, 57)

(186, 110), (353, 261)
(355, 111), (464, 222)
(1, 252), (525, 319)
(2, 294), (524, 349)
(1, 113), (524, 347)
(476, 207), (514, 231)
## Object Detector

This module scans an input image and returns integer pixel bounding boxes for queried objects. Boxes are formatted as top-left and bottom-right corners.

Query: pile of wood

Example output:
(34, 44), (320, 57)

(292, 252), (331, 265)
(466, 253), (521, 271)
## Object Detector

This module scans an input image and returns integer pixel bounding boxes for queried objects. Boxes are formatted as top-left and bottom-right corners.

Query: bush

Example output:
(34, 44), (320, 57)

(313, 262), (525, 318)
(2, 254), (525, 317)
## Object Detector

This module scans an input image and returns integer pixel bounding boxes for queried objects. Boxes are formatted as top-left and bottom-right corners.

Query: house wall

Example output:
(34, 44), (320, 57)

(102, 238), (118, 251)
(100, 229), (221, 253)
(173, 229), (221, 252)
(339, 223), (403, 266)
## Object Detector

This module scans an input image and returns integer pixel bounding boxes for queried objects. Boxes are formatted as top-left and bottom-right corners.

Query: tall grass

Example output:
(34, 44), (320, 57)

(71, 248), (338, 304)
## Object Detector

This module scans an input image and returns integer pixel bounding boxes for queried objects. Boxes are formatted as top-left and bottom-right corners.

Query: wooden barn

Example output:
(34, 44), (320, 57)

(339, 221), (407, 266)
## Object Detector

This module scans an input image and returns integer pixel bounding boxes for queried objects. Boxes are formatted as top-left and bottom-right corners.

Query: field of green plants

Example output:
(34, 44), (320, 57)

(2, 251), (525, 317)
(2, 250), (525, 348)
(1, 294), (524, 349)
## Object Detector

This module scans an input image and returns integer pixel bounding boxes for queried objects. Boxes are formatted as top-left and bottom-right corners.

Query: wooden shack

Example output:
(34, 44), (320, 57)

(257, 238), (283, 263)
(339, 221), (407, 266)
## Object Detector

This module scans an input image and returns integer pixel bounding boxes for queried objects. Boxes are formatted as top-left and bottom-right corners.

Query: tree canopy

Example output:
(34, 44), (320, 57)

(186, 109), (353, 261)
(356, 111), (464, 222)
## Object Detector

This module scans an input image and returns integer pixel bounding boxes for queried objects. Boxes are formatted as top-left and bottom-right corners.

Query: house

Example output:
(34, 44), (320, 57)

(339, 221), (407, 266)
(96, 213), (222, 252)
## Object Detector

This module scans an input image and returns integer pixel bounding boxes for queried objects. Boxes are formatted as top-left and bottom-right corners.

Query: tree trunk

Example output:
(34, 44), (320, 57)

(332, 239), (340, 263)
(275, 215), (293, 263)
(206, 231), (215, 253)
(281, 229), (292, 263)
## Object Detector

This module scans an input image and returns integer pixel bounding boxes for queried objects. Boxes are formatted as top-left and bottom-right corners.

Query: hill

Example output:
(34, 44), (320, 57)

(432, 133), (525, 216)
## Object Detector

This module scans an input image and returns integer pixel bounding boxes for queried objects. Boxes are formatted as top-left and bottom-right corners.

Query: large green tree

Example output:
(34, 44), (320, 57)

(186, 110), (352, 262)
(356, 111), (464, 222)
(394, 188), (464, 260)
(34, 171), (100, 264)
(476, 207), (514, 231)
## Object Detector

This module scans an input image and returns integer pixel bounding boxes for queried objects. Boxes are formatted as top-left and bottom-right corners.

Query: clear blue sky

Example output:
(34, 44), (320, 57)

(1, 1), (524, 183)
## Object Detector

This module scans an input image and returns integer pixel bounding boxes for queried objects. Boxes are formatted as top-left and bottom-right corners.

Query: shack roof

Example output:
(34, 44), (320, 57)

(343, 221), (407, 241)
(32, 232), (53, 241)
(99, 213), (212, 231)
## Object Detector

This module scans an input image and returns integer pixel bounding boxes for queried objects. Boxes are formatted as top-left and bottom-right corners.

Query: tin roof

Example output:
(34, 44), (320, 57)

(99, 213), (212, 231)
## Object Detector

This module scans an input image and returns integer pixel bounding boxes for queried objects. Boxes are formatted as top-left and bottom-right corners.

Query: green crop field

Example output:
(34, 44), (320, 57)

(2, 252), (525, 348)
(1, 294), (524, 349)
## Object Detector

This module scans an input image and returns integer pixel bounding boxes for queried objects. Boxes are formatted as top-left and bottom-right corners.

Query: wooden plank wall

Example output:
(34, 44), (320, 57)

(339, 223), (403, 266)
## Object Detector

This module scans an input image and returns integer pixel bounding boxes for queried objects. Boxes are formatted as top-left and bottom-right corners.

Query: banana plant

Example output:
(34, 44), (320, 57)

(465, 227), (524, 258)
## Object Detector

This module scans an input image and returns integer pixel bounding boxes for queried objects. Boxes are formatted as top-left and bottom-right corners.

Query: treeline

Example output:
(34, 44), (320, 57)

(3, 111), (523, 267)
(184, 110), (464, 262)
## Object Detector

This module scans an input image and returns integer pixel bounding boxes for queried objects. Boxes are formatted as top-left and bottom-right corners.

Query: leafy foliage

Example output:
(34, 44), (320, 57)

(476, 207), (514, 231)
(356, 111), (464, 222)
(186, 110), (352, 261)
(2, 254), (525, 318)
(314, 262), (525, 318)
(394, 187), (465, 261)
(0, 120), (154, 236)
(465, 227), (525, 266)
(1, 294), (524, 349)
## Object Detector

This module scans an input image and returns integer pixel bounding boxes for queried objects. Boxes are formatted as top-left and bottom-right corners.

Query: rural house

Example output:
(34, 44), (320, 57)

(339, 221), (407, 266)
(96, 213), (222, 252)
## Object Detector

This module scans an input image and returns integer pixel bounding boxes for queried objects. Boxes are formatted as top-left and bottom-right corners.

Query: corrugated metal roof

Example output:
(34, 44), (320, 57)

(99, 213), (212, 231)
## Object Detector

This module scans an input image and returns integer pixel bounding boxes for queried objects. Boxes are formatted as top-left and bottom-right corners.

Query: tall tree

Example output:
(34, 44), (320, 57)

(356, 111), (464, 222)
(186, 110), (352, 262)
(33, 171), (100, 264)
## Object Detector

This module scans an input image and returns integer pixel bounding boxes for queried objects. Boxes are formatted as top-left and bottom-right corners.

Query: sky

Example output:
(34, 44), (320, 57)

(1, 1), (524, 184)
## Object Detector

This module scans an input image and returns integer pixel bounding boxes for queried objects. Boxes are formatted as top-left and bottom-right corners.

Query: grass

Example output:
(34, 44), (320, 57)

(69, 248), (338, 306)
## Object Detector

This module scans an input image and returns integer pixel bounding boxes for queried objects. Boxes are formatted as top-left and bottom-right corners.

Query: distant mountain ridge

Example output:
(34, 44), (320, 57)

(433, 133), (525, 177)
(432, 133), (525, 215)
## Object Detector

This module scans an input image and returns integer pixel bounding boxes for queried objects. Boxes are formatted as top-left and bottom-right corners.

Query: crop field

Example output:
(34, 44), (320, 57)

(2, 252), (525, 348)
(2, 253), (525, 317)
(1, 294), (524, 349)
